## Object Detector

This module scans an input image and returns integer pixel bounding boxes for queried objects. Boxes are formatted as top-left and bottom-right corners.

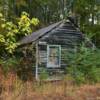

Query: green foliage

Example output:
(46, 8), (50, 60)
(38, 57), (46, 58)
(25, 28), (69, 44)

(39, 68), (49, 81)
(0, 34), (5, 43)
(67, 66), (86, 85)
(0, 12), (39, 54)
(66, 46), (100, 84)
(73, 0), (100, 47)
(0, 57), (19, 74)
(0, 0), (99, 47)
(0, 0), (99, 83)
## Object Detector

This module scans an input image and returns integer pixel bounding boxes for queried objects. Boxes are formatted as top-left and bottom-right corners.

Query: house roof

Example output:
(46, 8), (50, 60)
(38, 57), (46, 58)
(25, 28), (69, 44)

(20, 21), (63, 45)
(19, 18), (94, 48)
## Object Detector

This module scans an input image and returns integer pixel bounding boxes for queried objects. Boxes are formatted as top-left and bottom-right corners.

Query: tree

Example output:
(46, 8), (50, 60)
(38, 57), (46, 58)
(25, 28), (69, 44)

(0, 0), (99, 47)
(0, 12), (39, 55)
(72, 0), (100, 47)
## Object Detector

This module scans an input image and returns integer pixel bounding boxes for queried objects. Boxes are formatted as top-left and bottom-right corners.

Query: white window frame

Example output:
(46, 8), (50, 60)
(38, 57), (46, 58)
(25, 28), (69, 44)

(47, 45), (61, 68)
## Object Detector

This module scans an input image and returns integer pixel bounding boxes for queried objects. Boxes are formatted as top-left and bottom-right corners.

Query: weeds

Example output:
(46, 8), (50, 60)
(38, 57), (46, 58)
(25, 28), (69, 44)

(0, 73), (100, 100)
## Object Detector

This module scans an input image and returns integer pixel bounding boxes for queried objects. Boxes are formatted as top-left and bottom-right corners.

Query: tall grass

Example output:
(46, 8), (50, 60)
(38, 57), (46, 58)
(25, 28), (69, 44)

(0, 73), (100, 100)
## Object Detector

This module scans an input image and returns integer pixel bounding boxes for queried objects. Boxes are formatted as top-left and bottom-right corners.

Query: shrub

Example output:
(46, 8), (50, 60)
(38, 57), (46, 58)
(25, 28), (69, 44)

(67, 66), (86, 85)
(0, 57), (19, 75)
(66, 46), (100, 84)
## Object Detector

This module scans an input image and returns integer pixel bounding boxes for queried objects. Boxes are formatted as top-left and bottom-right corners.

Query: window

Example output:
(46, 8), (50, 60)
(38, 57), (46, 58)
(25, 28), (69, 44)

(47, 45), (61, 68)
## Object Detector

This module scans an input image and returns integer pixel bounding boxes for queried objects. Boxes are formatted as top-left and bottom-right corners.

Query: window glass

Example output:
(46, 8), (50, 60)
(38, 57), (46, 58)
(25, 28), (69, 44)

(47, 45), (61, 67)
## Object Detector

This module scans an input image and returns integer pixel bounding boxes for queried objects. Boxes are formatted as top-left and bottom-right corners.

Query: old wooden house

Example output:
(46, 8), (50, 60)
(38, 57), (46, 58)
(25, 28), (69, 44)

(20, 17), (93, 80)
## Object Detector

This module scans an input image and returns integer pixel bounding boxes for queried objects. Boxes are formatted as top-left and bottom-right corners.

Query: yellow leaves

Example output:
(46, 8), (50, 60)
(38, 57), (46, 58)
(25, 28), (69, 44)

(6, 32), (15, 37)
(21, 15), (27, 20)
(3, 22), (18, 37)
(5, 41), (19, 54)
(22, 27), (32, 36)
(0, 11), (40, 54)
(18, 12), (31, 29)
(20, 12), (39, 26)
(20, 12), (30, 25)
(21, 15), (30, 21)
(20, 15), (30, 26)
(13, 29), (19, 34)
(1, 24), (6, 28)
(18, 12), (39, 36)
(0, 34), (5, 43)
(31, 18), (39, 26)
(6, 22), (15, 30)
(0, 13), (3, 18)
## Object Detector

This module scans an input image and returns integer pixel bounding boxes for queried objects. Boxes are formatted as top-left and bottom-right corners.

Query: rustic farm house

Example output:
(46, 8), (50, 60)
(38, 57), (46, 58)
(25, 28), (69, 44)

(20, 17), (94, 80)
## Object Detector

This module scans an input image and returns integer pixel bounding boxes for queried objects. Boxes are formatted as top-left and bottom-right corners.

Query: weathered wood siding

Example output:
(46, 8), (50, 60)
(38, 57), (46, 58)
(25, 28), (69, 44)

(37, 20), (84, 76)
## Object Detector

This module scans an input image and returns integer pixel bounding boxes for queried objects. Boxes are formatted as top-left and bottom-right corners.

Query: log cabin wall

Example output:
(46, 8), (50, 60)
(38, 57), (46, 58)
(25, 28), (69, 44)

(37, 20), (84, 78)
(19, 18), (94, 80)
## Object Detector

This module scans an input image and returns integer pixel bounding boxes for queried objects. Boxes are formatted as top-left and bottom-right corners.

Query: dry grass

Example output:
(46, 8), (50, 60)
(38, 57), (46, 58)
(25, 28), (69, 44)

(0, 71), (100, 100)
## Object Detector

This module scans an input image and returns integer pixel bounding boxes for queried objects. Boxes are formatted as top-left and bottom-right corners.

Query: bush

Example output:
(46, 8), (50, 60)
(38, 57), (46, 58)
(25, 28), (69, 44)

(66, 46), (100, 84)
(0, 57), (19, 75)
(0, 56), (34, 81)
(67, 66), (86, 85)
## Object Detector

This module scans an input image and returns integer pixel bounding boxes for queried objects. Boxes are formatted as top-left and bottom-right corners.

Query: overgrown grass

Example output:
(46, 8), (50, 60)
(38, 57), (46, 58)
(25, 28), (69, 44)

(0, 63), (100, 100)
(0, 73), (100, 100)
(0, 45), (100, 99)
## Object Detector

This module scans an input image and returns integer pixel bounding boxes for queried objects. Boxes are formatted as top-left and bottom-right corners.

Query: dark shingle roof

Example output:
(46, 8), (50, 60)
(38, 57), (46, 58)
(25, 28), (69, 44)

(20, 21), (63, 45)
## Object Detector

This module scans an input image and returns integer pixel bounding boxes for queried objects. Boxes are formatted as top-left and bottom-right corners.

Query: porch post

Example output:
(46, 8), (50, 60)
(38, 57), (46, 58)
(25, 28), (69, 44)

(35, 43), (39, 80)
